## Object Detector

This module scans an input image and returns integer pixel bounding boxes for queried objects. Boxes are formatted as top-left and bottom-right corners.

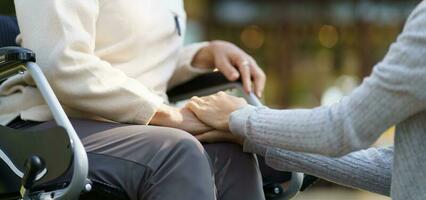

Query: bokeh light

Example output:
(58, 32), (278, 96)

(240, 25), (265, 50)
(318, 25), (339, 48)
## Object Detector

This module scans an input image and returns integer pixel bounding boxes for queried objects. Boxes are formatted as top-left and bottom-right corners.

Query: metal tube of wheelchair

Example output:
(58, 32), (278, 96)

(241, 89), (304, 200)
(26, 62), (89, 200)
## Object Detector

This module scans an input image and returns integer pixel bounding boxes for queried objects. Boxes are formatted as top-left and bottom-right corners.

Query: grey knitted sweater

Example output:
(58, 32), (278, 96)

(229, 2), (426, 199)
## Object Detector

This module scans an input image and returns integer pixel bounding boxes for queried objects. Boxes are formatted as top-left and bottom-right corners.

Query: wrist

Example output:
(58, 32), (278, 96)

(150, 104), (182, 127)
(191, 42), (214, 69)
(228, 105), (256, 137)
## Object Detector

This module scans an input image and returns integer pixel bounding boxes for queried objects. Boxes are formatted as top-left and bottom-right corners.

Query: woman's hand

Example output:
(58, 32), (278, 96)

(186, 92), (248, 131)
(192, 40), (266, 97)
(150, 104), (213, 135)
(195, 130), (244, 145)
(178, 107), (213, 134)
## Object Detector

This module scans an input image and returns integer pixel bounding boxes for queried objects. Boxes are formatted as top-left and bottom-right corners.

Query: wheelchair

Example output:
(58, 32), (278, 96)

(0, 15), (305, 200)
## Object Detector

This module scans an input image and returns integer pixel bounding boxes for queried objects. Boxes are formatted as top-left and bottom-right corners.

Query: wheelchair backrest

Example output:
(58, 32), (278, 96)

(0, 15), (19, 47)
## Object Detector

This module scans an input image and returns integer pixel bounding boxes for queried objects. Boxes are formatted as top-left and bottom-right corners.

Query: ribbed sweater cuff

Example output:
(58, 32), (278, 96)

(243, 140), (268, 156)
(229, 105), (256, 137)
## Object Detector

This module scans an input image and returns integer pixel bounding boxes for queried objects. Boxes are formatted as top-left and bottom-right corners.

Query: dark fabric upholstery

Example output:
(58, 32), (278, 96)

(0, 15), (19, 47)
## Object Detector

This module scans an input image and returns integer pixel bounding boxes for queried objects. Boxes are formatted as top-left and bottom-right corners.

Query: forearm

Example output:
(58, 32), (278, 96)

(168, 42), (212, 89)
(231, 84), (403, 156)
(246, 142), (392, 196)
(150, 104), (182, 127)
(231, 62), (426, 157)
(230, 3), (426, 157)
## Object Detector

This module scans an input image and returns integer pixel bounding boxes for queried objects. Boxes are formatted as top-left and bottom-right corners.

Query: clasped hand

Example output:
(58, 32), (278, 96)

(151, 40), (264, 145)
(186, 92), (249, 145)
(150, 92), (248, 145)
(187, 40), (264, 144)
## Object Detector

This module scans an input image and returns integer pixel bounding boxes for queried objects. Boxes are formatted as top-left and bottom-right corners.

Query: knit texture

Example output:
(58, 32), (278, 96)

(267, 144), (392, 195)
(230, 1), (426, 199)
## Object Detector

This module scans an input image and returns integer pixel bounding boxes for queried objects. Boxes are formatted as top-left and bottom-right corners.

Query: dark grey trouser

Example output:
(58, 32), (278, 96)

(28, 119), (264, 200)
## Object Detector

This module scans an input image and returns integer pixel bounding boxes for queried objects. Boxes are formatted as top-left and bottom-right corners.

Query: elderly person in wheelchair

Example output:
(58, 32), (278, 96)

(0, 0), (307, 200)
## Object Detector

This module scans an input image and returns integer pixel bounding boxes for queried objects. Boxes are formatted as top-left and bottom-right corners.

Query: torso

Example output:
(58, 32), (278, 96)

(95, 0), (186, 98)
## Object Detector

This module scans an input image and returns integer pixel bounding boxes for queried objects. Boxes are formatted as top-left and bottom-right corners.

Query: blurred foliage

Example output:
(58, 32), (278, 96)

(185, 0), (420, 108)
(0, 0), (15, 15)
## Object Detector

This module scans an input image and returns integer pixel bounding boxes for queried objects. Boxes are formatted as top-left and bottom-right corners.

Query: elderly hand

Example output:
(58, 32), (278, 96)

(150, 104), (213, 135)
(186, 92), (248, 131)
(192, 40), (266, 97)
(195, 130), (244, 145)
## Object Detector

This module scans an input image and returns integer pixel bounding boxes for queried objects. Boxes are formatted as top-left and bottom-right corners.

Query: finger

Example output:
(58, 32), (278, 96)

(190, 96), (205, 104)
(196, 92), (221, 105)
(188, 97), (205, 111)
(250, 61), (266, 97)
(216, 91), (235, 101)
(186, 101), (203, 114)
(195, 132), (216, 143)
(215, 55), (240, 81)
(235, 58), (252, 93)
(198, 94), (220, 104)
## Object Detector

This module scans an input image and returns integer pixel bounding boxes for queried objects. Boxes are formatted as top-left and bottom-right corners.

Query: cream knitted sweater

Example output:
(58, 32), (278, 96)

(0, 0), (209, 125)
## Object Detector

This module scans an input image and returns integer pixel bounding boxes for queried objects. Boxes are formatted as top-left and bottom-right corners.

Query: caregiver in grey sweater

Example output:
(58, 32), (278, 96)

(187, 1), (426, 199)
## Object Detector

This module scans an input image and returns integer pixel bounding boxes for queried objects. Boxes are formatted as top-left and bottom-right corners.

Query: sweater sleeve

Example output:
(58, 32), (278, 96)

(14, 0), (164, 124)
(229, 2), (426, 157)
(260, 144), (393, 196)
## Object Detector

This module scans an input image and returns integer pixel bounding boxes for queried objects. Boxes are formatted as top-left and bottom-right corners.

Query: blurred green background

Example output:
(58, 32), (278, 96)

(184, 0), (418, 108)
(1, 0), (420, 199)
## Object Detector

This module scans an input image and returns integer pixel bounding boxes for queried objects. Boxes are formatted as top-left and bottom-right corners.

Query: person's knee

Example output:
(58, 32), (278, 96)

(143, 127), (208, 163)
(205, 143), (257, 165)
(140, 127), (213, 180)
(167, 129), (208, 162)
(85, 125), (209, 169)
(135, 127), (215, 199)
(150, 127), (204, 153)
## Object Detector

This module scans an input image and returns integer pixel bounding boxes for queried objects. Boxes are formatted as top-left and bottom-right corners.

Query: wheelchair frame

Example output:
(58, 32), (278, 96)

(0, 47), (304, 200)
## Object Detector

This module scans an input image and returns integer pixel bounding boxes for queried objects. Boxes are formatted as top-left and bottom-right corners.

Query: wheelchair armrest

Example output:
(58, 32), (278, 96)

(167, 72), (242, 103)
(0, 47), (36, 82)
